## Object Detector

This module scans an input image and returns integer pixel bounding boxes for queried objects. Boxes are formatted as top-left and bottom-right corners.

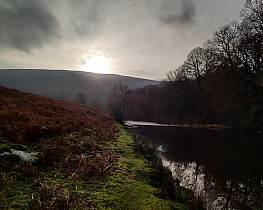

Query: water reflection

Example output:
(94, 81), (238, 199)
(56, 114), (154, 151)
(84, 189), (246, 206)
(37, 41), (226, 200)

(132, 126), (263, 209)
(157, 145), (166, 153)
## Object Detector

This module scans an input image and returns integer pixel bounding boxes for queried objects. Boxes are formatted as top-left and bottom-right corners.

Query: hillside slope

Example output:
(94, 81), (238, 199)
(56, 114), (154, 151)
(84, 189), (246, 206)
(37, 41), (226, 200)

(0, 69), (159, 109)
(0, 85), (118, 209)
(0, 85), (116, 144)
(0, 86), (191, 209)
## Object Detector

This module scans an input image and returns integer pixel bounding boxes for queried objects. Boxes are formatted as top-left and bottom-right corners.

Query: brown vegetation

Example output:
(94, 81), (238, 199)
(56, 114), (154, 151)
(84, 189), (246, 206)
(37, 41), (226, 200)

(0, 85), (116, 144)
(0, 85), (119, 209)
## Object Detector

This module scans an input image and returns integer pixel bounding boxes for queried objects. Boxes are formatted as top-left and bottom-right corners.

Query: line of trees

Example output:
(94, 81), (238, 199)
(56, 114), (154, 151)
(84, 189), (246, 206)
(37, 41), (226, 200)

(108, 0), (262, 130)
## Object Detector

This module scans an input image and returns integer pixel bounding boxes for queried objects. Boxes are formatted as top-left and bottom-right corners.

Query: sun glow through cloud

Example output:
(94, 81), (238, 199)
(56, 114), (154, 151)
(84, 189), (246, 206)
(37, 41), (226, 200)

(81, 55), (110, 74)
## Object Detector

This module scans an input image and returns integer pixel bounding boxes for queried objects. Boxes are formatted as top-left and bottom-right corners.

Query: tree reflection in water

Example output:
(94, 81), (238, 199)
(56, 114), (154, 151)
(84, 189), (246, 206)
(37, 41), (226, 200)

(132, 125), (263, 210)
(162, 158), (262, 209)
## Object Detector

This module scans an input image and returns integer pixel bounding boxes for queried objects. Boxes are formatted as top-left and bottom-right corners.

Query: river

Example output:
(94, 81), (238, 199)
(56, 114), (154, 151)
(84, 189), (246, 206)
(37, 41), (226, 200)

(127, 121), (263, 210)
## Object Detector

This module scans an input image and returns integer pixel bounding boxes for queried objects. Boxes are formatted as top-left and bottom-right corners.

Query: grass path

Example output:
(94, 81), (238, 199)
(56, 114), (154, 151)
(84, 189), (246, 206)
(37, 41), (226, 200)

(89, 126), (186, 210)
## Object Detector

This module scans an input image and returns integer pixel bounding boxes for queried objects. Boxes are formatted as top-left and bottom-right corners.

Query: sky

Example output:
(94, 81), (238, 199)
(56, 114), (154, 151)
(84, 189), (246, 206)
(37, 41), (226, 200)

(0, 0), (246, 80)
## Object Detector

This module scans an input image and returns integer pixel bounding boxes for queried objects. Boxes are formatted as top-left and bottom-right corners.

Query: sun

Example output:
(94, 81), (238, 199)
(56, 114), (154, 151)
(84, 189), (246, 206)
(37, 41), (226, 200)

(82, 55), (110, 74)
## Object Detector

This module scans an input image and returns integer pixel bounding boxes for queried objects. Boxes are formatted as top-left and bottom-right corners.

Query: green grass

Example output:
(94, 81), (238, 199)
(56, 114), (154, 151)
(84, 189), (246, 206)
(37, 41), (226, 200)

(87, 126), (186, 210)
(0, 143), (29, 153)
(0, 126), (189, 209)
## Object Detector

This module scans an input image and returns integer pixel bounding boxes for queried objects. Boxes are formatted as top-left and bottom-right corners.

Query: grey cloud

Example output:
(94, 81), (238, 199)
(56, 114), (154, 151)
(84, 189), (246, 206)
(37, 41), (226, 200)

(160, 0), (196, 25)
(67, 0), (115, 38)
(73, 2), (102, 37)
(0, 0), (60, 52)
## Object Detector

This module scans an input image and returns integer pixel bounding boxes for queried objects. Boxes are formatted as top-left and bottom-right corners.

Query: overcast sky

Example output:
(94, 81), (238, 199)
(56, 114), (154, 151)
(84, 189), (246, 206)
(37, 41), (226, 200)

(0, 0), (246, 80)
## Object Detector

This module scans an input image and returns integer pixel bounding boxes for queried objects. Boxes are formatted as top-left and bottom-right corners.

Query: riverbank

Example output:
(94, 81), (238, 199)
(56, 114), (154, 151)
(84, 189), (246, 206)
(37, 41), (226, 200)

(126, 120), (232, 131)
(126, 120), (263, 133)
(0, 124), (198, 209)
(93, 126), (189, 209)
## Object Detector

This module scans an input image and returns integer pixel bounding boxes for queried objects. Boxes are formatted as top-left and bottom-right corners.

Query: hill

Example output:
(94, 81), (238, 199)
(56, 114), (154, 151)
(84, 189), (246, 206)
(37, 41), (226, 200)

(0, 85), (116, 144)
(0, 69), (159, 109)
(0, 86), (191, 209)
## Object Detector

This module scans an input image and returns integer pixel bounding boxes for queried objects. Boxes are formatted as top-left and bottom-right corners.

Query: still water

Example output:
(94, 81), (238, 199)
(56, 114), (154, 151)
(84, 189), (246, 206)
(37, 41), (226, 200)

(130, 123), (263, 210)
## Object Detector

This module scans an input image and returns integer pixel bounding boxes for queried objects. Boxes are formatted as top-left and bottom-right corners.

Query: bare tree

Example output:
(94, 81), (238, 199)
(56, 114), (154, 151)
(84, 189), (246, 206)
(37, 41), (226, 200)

(240, 0), (263, 77)
(184, 47), (208, 82)
(107, 84), (129, 122)
(166, 65), (188, 82)
(241, 0), (263, 30)
(76, 93), (87, 105)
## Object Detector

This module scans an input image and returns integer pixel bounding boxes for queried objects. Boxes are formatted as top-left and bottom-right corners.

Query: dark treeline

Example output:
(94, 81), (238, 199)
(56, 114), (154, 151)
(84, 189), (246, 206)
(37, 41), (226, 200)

(108, 0), (263, 130)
